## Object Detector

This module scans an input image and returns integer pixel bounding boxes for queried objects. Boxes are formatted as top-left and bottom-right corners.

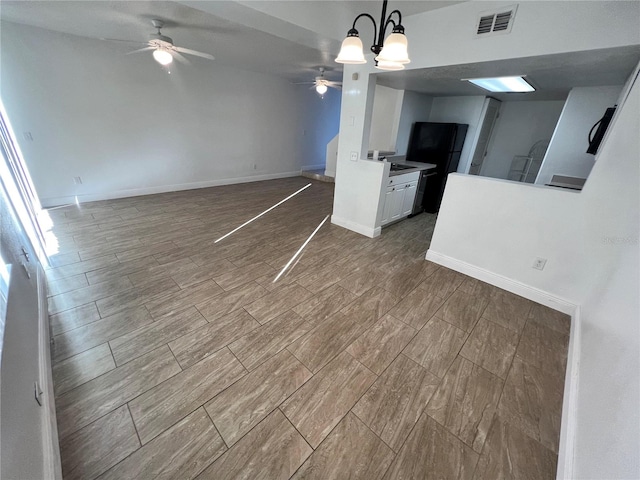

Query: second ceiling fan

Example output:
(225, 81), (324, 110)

(296, 68), (342, 96)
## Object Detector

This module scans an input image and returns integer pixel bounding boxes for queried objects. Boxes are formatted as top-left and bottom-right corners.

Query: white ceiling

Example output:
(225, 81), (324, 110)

(375, 46), (640, 101)
(0, 0), (461, 83)
(1, 1), (637, 96)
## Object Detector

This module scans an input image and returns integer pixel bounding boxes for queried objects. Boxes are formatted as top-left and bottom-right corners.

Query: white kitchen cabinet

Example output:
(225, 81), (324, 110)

(389, 185), (406, 222)
(381, 186), (394, 225)
(402, 182), (417, 216)
(381, 177), (418, 227)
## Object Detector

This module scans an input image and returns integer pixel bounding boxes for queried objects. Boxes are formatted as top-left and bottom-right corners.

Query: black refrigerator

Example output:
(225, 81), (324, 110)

(406, 122), (468, 213)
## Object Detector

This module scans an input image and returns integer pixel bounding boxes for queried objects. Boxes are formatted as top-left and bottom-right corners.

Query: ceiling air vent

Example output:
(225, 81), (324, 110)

(476, 5), (517, 36)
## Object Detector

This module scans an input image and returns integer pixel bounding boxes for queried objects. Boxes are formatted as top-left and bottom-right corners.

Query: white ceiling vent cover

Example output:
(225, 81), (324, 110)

(476, 5), (518, 36)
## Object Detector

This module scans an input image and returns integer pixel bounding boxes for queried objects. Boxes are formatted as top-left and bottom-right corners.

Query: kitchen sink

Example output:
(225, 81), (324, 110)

(390, 163), (415, 171)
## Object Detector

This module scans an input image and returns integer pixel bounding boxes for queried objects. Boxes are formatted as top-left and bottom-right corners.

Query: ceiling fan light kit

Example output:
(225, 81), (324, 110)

(294, 67), (342, 97)
(152, 48), (173, 65)
(315, 84), (328, 95)
(336, 0), (410, 71)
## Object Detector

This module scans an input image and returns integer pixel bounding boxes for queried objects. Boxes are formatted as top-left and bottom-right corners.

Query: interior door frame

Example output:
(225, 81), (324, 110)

(466, 97), (502, 176)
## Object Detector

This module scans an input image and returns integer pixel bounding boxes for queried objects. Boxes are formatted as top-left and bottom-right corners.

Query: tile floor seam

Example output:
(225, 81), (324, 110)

(49, 300), (101, 321)
(349, 407), (400, 455)
(53, 342), (117, 399)
(279, 406), (316, 456)
(166, 343), (184, 372)
(345, 318), (420, 382)
(50, 301), (100, 335)
(425, 398), (493, 456)
(380, 411), (428, 478)
(226, 347), (250, 375)
(73, 343), (185, 420)
(203, 406), (232, 451)
(125, 403), (144, 450)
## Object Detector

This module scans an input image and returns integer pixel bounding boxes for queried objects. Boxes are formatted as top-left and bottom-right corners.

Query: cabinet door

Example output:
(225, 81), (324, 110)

(402, 182), (418, 216)
(390, 185), (405, 221)
(381, 186), (394, 225)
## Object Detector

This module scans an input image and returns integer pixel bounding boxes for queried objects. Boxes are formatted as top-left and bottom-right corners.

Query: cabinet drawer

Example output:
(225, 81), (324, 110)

(387, 171), (419, 186)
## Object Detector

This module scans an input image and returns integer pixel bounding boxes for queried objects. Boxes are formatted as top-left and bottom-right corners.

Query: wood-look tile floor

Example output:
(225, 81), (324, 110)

(45, 177), (570, 480)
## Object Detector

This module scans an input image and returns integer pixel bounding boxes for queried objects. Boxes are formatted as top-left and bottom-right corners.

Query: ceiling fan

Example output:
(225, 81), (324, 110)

(108, 19), (215, 66)
(296, 68), (342, 95)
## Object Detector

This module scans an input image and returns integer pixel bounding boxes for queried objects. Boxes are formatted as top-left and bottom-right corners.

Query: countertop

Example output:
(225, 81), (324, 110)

(387, 161), (437, 177)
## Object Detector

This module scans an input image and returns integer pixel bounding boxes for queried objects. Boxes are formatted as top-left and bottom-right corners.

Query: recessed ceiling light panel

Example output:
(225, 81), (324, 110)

(465, 76), (535, 92)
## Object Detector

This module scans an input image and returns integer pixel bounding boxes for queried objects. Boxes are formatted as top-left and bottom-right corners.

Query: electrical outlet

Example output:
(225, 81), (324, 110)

(73, 176), (82, 185)
(350, 151), (358, 162)
(532, 257), (547, 270)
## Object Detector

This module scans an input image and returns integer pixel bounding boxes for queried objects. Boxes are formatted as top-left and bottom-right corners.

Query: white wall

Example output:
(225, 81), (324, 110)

(428, 96), (486, 173)
(368, 84), (404, 153)
(324, 134), (339, 178)
(427, 64), (640, 478)
(296, 86), (341, 170)
(394, 91), (434, 156)
(405, 1), (640, 68)
(536, 85), (622, 185)
(332, 62), (388, 238)
(0, 21), (337, 207)
(482, 100), (565, 179)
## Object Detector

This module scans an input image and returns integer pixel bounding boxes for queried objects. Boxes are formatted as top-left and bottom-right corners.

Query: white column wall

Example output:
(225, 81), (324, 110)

(369, 84), (404, 153)
(331, 62), (388, 238)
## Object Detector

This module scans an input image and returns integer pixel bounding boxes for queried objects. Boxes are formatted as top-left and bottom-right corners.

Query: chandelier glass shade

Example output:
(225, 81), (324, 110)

(335, 1), (410, 71)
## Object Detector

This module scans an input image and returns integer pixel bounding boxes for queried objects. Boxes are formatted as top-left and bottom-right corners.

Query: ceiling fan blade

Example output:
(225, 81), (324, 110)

(174, 46), (215, 61)
(171, 51), (191, 65)
(126, 46), (154, 55)
(101, 38), (148, 46)
(293, 81), (316, 85)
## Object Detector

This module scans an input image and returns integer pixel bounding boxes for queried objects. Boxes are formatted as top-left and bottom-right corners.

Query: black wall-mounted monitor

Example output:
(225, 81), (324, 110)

(587, 106), (616, 155)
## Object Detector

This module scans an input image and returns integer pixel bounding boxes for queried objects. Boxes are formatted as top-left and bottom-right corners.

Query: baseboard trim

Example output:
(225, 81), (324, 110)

(301, 164), (326, 172)
(324, 169), (336, 178)
(556, 306), (581, 480)
(37, 266), (62, 480)
(425, 249), (580, 480)
(330, 215), (380, 238)
(40, 171), (302, 207)
(425, 250), (576, 315)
